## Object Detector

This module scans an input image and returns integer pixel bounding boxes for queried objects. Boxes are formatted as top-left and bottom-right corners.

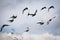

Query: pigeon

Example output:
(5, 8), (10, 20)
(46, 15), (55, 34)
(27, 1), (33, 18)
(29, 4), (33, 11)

(11, 29), (15, 34)
(41, 7), (46, 10)
(0, 24), (9, 32)
(10, 15), (17, 19)
(22, 7), (28, 14)
(48, 6), (55, 11)
(8, 19), (14, 23)
(47, 16), (56, 25)
(25, 27), (29, 32)
(37, 22), (44, 25)
(28, 10), (37, 17)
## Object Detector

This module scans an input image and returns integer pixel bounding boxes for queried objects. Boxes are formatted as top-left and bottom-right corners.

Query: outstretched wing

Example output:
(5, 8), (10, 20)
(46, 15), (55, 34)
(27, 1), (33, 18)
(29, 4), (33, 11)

(10, 15), (17, 19)
(48, 6), (55, 11)
(41, 7), (46, 10)
(37, 22), (44, 25)
(8, 19), (14, 23)
(22, 7), (28, 14)
(0, 24), (9, 32)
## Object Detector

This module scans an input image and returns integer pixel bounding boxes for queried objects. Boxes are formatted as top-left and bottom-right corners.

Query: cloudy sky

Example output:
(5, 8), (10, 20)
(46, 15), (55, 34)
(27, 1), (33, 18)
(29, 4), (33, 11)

(0, 0), (60, 40)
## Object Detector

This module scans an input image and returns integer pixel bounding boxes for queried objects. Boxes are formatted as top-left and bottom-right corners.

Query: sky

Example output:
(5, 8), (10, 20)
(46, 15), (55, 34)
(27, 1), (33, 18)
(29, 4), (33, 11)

(0, 0), (60, 40)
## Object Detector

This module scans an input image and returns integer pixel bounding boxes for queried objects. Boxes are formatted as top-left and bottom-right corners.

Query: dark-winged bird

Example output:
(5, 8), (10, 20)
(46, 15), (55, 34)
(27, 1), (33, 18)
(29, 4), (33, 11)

(47, 19), (52, 25)
(37, 21), (44, 25)
(28, 10), (37, 17)
(10, 15), (17, 19)
(8, 19), (14, 23)
(22, 7), (28, 14)
(41, 7), (46, 10)
(0, 24), (9, 32)
(25, 27), (29, 32)
(47, 16), (56, 25)
(48, 6), (55, 11)
(11, 29), (15, 34)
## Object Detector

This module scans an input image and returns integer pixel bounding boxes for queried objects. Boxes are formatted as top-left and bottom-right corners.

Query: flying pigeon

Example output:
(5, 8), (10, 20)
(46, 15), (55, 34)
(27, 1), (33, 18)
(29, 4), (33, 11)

(28, 10), (37, 17)
(37, 21), (44, 25)
(0, 24), (9, 32)
(22, 7), (28, 14)
(25, 27), (29, 32)
(41, 7), (46, 10)
(47, 16), (56, 25)
(10, 15), (17, 19)
(8, 19), (14, 23)
(48, 6), (55, 12)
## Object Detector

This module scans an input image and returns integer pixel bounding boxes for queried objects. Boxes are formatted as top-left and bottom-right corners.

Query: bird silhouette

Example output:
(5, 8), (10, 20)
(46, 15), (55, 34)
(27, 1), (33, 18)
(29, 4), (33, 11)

(41, 7), (46, 10)
(8, 19), (14, 23)
(10, 15), (17, 19)
(47, 16), (56, 25)
(37, 21), (44, 25)
(11, 29), (15, 34)
(0, 24), (9, 32)
(48, 6), (55, 12)
(25, 27), (29, 32)
(28, 10), (37, 17)
(22, 7), (28, 14)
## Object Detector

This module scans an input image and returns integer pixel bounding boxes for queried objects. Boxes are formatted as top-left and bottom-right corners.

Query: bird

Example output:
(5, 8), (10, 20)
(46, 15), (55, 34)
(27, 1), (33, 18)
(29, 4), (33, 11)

(8, 19), (14, 23)
(22, 7), (28, 14)
(28, 10), (37, 17)
(0, 24), (9, 32)
(11, 32), (14, 34)
(37, 21), (44, 25)
(25, 27), (29, 32)
(10, 15), (17, 19)
(47, 19), (52, 25)
(11, 29), (15, 34)
(41, 7), (46, 10)
(47, 16), (56, 25)
(48, 6), (55, 12)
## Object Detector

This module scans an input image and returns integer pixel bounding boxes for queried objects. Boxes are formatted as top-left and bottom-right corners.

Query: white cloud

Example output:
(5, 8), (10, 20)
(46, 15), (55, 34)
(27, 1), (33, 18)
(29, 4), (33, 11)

(0, 32), (60, 40)
(0, 33), (22, 40)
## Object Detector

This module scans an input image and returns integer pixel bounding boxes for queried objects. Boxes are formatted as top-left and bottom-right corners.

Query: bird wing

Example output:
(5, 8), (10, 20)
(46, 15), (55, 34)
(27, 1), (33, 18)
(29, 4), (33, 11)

(41, 7), (46, 10)
(0, 24), (9, 32)
(10, 15), (17, 19)
(22, 7), (28, 14)
(48, 6), (54, 11)
(34, 10), (37, 14)
(2, 24), (9, 28)
(37, 22), (44, 25)
(8, 19), (14, 22)
(47, 19), (52, 25)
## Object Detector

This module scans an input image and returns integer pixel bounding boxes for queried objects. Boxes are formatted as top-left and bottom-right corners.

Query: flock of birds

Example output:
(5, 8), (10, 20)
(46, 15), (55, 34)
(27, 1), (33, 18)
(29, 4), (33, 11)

(0, 5), (56, 33)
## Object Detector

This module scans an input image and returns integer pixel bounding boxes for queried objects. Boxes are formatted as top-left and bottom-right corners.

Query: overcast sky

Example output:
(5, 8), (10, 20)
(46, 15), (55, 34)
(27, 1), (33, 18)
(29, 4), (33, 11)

(0, 0), (60, 36)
